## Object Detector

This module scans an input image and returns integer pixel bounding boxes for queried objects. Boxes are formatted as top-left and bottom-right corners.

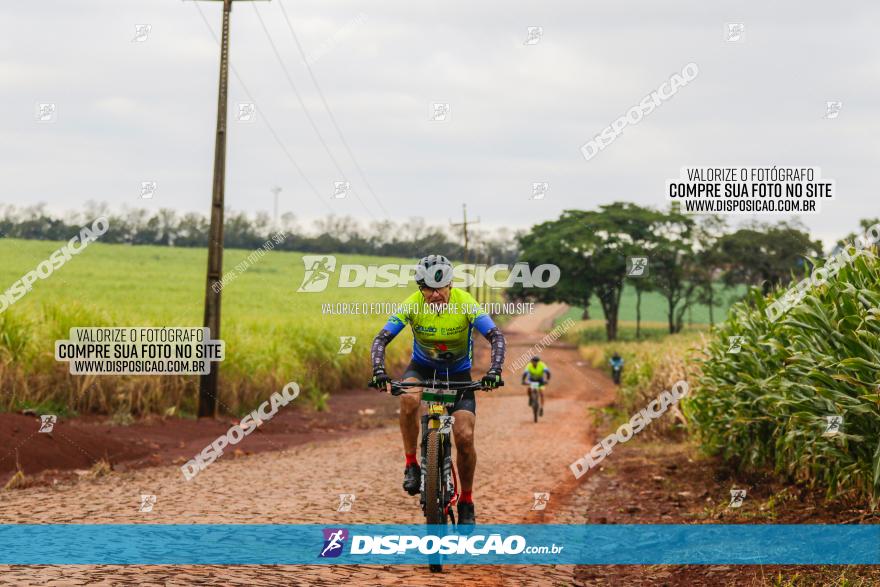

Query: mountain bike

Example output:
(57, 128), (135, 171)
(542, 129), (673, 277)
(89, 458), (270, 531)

(387, 378), (502, 572)
(611, 364), (622, 385)
(526, 380), (544, 422)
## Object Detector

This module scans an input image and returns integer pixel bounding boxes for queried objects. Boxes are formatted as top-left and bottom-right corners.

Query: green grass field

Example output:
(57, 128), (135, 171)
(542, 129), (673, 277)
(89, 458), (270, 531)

(0, 239), (424, 415)
(0, 238), (739, 416)
(557, 282), (744, 340)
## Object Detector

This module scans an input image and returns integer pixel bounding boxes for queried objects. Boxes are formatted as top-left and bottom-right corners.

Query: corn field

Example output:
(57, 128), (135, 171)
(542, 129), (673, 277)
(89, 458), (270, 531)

(684, 250), (880, 506)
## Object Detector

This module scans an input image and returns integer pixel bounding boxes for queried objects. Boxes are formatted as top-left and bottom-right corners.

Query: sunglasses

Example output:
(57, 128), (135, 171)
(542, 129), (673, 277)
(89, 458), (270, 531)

(419, 285), (447, 295)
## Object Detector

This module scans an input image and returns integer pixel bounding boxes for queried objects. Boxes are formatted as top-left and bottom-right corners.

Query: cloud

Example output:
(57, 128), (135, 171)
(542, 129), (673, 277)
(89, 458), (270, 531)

(0, 0), (877, 244)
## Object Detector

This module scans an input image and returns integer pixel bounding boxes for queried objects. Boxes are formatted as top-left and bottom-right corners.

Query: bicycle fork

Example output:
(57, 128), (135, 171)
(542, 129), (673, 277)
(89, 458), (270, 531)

(419, 405), (456, 520)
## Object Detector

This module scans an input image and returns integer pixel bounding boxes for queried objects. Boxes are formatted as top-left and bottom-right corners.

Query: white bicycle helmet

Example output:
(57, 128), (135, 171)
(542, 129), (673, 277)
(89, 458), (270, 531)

(414, 254), (454, 288)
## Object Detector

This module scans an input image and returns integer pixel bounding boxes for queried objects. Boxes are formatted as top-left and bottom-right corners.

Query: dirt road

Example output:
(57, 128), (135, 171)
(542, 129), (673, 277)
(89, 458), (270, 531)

(0, 305), (616, 586)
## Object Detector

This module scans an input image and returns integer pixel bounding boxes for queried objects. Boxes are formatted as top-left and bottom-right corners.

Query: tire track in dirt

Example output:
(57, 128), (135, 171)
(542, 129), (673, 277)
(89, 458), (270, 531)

(0, 305), (616, 586)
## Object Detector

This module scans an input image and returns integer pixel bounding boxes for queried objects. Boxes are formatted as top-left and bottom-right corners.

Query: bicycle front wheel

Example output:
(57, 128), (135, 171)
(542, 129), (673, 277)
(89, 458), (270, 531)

(424, 429), (446, 525)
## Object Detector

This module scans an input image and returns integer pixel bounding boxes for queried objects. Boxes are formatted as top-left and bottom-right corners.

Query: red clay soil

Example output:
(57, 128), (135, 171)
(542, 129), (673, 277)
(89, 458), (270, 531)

(565, 423), (880, 585)
(0, 386), (399, 488)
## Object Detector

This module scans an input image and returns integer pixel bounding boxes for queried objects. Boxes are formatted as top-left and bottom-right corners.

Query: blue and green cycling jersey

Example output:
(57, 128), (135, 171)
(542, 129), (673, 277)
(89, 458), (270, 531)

(382, 288), (497, 373)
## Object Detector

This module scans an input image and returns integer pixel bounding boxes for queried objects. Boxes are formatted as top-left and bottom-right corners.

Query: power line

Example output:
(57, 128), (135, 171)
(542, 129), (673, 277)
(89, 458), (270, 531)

(276, 1), (390, 218)
(193, 2), (333, 215)
(251, 3), (378, 221)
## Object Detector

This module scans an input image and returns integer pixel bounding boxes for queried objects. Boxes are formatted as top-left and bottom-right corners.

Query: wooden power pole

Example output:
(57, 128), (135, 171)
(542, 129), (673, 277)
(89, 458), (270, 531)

(450, 204), (479, 295)
(197, 0), (265, 418)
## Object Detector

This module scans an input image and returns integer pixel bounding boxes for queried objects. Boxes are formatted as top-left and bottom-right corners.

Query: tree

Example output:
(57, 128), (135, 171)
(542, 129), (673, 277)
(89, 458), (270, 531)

(514, 214), (594, 318)
(690, 216), (727, 326)
(638, 208), (698, 334)
(717, 221), (822, 294)
(838, 218), (880, 250)
(516, 203), (660, 340)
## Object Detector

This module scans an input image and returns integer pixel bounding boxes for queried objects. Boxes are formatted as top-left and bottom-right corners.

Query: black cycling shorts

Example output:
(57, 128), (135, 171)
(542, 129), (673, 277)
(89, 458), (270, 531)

(400, 360), (476, 415)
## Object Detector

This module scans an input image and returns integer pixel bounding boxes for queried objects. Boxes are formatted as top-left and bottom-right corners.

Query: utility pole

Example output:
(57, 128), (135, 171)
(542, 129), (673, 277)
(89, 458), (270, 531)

(478, 251), (488, 305)
(197, 0), (265, 418)
(450, 204), (479, 295)
(270, 185), (282, 229)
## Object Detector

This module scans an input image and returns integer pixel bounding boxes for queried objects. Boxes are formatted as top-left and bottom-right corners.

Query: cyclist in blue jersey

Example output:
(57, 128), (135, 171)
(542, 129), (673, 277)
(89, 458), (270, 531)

(369, 255), (506, 525)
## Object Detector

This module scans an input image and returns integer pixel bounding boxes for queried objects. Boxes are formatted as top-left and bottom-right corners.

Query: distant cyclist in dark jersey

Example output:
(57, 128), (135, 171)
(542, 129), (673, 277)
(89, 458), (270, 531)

(369, 254), (506, 526)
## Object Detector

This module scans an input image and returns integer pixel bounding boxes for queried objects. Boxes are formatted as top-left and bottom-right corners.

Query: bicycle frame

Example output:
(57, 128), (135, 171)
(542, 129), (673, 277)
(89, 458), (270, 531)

(382, 378), (502, 571)
(389, 380), (486, 521)
(527, 380), (544, 422)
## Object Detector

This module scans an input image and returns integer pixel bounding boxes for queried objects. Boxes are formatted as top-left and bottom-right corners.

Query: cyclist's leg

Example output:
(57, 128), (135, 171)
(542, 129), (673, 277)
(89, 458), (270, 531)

(451, 408), (476, 492)
(449, 380), (477, 492)
(399, 362), (426, 454)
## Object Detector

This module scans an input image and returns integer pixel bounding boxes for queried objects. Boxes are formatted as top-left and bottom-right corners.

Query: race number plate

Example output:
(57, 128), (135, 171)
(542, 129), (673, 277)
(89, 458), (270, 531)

(421, 390), (458, 406)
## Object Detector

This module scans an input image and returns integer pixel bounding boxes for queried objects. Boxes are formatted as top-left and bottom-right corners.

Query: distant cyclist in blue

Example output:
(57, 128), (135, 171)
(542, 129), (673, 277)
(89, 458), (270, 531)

(609, 352), (624, 384)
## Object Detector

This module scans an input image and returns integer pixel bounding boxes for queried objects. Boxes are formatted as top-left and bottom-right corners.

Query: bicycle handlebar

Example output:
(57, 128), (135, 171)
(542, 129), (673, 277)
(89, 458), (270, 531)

(371, 379), (504, 396)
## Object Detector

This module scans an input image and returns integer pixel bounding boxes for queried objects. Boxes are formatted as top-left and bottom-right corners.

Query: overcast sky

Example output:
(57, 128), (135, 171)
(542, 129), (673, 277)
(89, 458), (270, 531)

(2, 1), (878, 247)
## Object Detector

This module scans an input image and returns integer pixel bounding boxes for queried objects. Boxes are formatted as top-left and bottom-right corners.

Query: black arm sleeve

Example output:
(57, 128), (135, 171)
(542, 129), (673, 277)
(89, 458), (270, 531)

(370, 329), (397, 373)
(483, 326), (506, 373)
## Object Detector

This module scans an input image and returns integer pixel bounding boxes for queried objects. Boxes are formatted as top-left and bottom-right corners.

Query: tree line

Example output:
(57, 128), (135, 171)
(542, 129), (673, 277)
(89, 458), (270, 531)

(511, 203), (873, 340)
(0, 203), (520, 264)
(2, 202), (871, 341)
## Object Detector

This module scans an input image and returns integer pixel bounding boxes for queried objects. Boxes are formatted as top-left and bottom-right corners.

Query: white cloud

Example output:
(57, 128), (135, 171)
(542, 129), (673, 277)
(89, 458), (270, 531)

(0, 0), (877, 242)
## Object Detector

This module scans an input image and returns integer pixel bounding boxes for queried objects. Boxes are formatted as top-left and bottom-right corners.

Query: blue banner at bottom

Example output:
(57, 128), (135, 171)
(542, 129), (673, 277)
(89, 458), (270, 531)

(0, 524), (877, 565)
